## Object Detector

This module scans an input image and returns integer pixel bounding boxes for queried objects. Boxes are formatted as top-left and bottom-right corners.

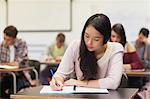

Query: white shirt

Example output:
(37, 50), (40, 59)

(55, 40), (124, 89)
(9, 45), (15, 62)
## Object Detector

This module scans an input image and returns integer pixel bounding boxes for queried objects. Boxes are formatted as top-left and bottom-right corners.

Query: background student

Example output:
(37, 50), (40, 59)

(110, 23), (144, 70)
(135, 28), (150, 68)
(135, 28), (150, 99)
(50, 13), (124, 91)
(0, 25), (35, 98)
(43, 32), (67, 63)
(40, 33), (67, 85)
(110, 23), (144, 89)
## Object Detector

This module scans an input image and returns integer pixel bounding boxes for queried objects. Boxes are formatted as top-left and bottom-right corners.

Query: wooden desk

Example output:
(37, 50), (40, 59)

(11, 86), (138, 99)
(125, 69), (150, 77)
(0, 67), (38, 94)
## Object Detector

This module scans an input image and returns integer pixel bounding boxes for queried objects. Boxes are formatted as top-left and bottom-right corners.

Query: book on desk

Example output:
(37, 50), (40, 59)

(40, 85), (109, 94)
(0, 65), (18, 69)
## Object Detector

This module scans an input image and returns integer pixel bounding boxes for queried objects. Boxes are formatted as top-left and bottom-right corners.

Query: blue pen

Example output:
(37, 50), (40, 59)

(50, 69), (59, 86)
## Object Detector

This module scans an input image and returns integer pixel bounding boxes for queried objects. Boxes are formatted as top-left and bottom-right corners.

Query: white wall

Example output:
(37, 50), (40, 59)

(0, 0), (150, 60)
(0, 0), (7, 42)
(8, 0), (71, 31)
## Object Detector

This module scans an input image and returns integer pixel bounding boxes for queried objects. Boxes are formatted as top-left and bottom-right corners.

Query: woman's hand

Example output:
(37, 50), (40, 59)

(49, 77), (64, 91)
(123, 64), (131, 71)
(64, 79), (78, 86)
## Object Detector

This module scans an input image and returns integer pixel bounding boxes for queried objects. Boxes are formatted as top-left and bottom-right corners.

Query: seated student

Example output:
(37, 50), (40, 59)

(50, 13), (124, 90)
(135, 28), (150, 99)
(44, 32), (67, 63)
(40, 33), (67, 85)
(0, 25), (35, 98)
(110, 23), (144, 70)
(135, 28), (150, 68)
(110, 23), (144, 88)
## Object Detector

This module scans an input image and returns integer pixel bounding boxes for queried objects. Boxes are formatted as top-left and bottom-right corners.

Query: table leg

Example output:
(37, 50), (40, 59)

(32, 68), (38, 82)
(8, 72), (16, 94)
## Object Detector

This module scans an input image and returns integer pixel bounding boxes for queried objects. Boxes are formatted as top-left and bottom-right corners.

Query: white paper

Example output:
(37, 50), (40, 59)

(0, 65), (18, 69)
(40, 85), (109, 94)
(127, 69), (145, 72)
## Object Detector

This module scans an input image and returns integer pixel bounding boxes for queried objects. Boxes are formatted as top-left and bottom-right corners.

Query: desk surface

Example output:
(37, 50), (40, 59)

(11, 86), (138, 99)
(125, 69), (150, 77)
(0, 67), (36, 94)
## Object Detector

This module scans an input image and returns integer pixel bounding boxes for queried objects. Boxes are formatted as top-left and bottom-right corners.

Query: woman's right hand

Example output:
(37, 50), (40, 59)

(49, 77), (63, 91)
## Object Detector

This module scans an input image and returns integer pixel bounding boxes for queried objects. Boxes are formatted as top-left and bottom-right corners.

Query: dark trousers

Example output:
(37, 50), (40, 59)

(40, 64), (58, 85)
(128, 77), (148, 89)
(0, 72), (30, 99)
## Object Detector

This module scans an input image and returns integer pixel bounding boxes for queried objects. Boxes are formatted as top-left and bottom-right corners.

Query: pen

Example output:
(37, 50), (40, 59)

(50, 69), (59, 86)
(73, 85), (76, 91)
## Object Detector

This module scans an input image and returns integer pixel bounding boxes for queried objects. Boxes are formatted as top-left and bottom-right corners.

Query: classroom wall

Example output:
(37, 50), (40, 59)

(0, 0), (6, 42)
(0, 0), (150, 60)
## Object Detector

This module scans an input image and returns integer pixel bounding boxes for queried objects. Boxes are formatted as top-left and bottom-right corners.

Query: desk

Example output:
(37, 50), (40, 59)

(11, 86), (138, 99)
(125, 69), (150, 77)
(0, 67), (38, 94)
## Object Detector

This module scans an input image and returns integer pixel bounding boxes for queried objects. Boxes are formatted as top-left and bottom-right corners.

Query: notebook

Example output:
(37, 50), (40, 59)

(0, 65), (18, 69)
(40, 85), (109, 94)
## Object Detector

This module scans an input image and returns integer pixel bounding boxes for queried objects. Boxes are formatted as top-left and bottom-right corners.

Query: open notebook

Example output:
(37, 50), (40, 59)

(40, 85), (109, 94)
(0, 65), (18, 69)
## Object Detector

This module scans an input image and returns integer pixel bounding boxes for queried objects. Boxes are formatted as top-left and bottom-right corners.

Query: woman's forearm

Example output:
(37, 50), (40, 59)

(84, 80), (100, 88)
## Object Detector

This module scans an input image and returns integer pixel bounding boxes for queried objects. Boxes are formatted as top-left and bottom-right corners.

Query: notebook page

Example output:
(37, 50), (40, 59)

(0, 65), (18, 69)
(40, 85), (108, 94)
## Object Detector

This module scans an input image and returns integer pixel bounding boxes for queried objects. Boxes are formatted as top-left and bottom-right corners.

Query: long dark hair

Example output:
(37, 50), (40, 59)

(111, 23), (127, 47)
(79, 14), (111, 80)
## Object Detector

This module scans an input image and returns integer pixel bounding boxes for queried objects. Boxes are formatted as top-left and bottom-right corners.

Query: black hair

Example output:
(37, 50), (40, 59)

(139, 28), (149, 38)
(56, 33), (65, 43)
(111, 23), (127, 47)
(3, 25), (18, 38)
(79, 13), (111, 80)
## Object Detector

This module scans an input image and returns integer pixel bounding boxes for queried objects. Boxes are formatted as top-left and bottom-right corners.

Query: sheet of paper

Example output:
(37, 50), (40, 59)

(0, 65), (18, 69)
(126, 69), (145, 72)
(75, 86), (109, 93)
(40, 85), (109, 94)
